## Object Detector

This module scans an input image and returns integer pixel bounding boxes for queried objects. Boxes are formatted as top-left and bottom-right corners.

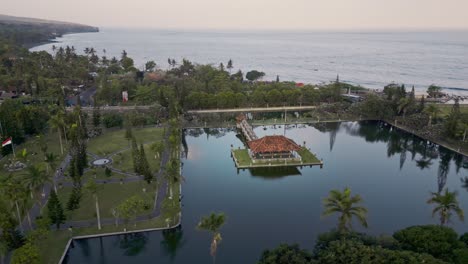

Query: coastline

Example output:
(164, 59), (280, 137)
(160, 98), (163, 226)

(26, 29), (99, 50)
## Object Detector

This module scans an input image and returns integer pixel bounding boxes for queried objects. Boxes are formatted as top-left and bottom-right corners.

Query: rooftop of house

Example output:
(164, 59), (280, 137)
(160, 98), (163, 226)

(248, 135), (301, 154)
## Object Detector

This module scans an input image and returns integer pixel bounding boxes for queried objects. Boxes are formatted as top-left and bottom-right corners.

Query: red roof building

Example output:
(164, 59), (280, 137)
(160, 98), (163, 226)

(248, 135), (301, 159)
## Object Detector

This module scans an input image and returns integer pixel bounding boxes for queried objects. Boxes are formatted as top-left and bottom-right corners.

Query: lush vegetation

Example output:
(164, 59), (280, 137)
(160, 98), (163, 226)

(257, 186), (467, 264)
(1, 18), (467, 264)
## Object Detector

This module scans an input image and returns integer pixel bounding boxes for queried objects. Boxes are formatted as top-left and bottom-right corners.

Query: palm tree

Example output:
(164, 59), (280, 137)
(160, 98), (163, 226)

(3, 177), (28, 232)
(44, 152), (58, 192)
(427, 188), (464, 226)
(22, 165), (49, 202)
(424, 104), (440, 126)
(49, 112), (66, 154)
(322, 187), (368, 233)
(197, 212), (226, 263)
(85, 180), (103, 230)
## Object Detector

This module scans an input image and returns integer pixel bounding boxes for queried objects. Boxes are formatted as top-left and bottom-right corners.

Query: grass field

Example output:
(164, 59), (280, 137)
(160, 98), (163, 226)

(436, 104), (468, 117)
(87, 127), (164, 156)
(39, 180), (181, 264)
(111, 143), (161, 173)
(54, 181), (157, 221)
(0, 131), (66, 178)
(80, 167), (125, 182)
(297, 147), (321, 163)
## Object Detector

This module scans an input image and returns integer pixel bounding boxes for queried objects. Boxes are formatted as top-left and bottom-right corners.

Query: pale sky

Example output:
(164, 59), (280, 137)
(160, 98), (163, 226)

(3, 0), (468, 30)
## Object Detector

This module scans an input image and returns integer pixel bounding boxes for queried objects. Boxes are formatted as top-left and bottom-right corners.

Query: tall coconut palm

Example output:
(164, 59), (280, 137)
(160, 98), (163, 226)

(22, 165), (49, 202)
(44, 152), (58, 192)
(49, 112), (66, 154)
(322, 187), (368, 233)
(427, 188), (464, 226)
(197, 212), (226, 263)
(424, 104), (441, 126)
(3, 177), (28, 232)
(85, 180), (103, 230)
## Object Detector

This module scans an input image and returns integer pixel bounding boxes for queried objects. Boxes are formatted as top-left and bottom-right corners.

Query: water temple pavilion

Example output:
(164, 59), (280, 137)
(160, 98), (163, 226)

(231, 114), (323, 169)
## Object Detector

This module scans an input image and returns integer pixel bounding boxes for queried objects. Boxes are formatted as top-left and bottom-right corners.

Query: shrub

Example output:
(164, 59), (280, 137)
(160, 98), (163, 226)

(393, 225), (464, 262)
(102, 113), (123, 128)
(258, 244), (316, 264)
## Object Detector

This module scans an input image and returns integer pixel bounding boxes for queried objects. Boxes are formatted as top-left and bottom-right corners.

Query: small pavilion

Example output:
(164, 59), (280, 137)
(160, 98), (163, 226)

(247, 135), (301, 159)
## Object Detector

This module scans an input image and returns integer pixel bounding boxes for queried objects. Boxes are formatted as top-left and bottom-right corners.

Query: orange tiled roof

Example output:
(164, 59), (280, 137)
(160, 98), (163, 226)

(248, 135), (301, 154)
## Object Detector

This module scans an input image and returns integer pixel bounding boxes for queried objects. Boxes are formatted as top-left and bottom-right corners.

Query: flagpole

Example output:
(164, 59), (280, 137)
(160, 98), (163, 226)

(11, 138), (15, 158)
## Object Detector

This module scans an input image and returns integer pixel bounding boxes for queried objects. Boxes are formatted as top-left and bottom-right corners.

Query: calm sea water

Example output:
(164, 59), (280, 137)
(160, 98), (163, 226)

(64, 121), (468, 264)
(31, 29), (468, 95)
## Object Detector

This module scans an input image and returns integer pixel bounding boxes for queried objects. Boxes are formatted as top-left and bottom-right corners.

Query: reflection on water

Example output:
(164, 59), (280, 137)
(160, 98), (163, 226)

(65, 121), (468, 264)
(247, 167), (302, 179)
(160, 226), (185, 262)
(119, 233), (148, 256)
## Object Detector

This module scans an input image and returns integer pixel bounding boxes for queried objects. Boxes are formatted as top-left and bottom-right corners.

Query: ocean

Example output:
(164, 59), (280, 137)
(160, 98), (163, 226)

(31, 28), (468, 95)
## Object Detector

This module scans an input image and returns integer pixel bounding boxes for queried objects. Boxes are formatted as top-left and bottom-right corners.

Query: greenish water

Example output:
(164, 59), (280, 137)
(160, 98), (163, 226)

(64, 121), (468, 264)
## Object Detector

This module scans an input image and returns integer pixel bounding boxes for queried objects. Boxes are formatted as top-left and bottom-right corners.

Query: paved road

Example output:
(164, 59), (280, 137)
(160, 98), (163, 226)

(20, 154), (72, 231)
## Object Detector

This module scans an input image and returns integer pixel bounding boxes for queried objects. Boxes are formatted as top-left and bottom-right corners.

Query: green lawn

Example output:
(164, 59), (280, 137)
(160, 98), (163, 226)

(39, 180), (181, 264)
(0, 131), (66, 178)
(38, 215), (172, 264)
(88, 127), (164, 156)
(54, 181), (157, 221)
(232, 147), (321, 167)
(232, 149), (252, 166)
(111, 143), (161, 174)
(297, 147), (321, 163)
(435, 104), (468, 117)
(80, 167), (125, 182)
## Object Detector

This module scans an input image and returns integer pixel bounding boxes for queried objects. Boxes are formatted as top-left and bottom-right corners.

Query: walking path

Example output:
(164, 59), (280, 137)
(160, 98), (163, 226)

(187, 105), (317, 114)
(20, 125), (175, 232)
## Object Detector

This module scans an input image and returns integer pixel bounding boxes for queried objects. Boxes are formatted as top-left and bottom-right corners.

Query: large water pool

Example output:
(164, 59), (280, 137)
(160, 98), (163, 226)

(64, 121), (468, 263)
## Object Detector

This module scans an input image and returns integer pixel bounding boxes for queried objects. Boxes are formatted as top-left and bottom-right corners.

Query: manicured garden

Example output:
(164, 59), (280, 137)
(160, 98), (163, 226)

(87, 127), (164, 156)
(53, 181), (157, 221)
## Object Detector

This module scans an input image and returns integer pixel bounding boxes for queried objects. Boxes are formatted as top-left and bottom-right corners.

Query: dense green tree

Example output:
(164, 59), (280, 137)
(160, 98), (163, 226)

(102, 112), (123, 128)
(427, 84), (443, 98)
(66, 185), (81, 211)
(92, 106), (101, 128)
(145, 60), (156, 72)
(322, 187), (368, 233)
(47, 190), (65, 228)
(258, 244), (315, 264)
(460, 233), (468, 247)
(246, 70), (265, 81)
(10, 242), (40, 264)
(393, 225), (464, 262)
(316, 239), (446, 264)
(117, 195), (147, 228)
(139, 144), (152, 184)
